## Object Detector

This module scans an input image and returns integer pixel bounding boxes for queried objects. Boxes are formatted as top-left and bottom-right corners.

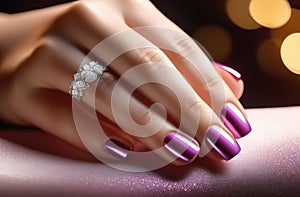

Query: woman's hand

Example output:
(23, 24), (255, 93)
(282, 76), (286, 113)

(0, 0), (250, 169)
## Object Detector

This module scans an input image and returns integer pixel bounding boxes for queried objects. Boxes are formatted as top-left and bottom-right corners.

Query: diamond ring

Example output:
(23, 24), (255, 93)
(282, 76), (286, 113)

(69, 61), (107, 101)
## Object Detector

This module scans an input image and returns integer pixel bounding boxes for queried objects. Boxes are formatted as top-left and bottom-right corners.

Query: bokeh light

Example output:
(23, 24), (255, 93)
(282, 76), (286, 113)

(193, 25), (232, 62)
(271, 8), (300, 45)
(249, 0), (292, 28)
(226, 0), (261, 30)
(280, 33), (300, 75)
(257, 39), (290, 77)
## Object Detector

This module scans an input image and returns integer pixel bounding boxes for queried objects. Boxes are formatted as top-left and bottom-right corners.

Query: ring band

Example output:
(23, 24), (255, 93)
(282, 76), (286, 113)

(69, 61), (107, 101)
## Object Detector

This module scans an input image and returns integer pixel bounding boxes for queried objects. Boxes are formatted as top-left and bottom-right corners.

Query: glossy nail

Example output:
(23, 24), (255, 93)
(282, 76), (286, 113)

(206, 126), (241, 160)
(221, 103), (252, 138)
(164, 132), (200, 163)
(214, 62), (242, 80)
(104, 139), (132, 159)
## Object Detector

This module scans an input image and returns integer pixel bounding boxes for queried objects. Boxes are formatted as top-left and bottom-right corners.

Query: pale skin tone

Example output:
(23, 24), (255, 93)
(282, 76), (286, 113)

(0, 0), (246, 165)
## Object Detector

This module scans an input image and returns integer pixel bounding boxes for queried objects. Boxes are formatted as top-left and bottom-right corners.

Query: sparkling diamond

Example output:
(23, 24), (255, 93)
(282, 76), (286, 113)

(92, 63), (105, 75)
(81, 70), (97, 83)
(70, 61), (107, 101)
(74, 80), (88, 90)
(89, 61), (97, 66)
(71, 88), (83, 99)
(74, 73), (81, 81)
(82, 63), (91, 71)
(71, 89), (78, 95)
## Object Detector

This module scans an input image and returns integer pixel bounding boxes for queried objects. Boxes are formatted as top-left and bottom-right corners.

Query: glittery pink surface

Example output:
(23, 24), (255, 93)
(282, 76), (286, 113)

(0, 107), (299, 196)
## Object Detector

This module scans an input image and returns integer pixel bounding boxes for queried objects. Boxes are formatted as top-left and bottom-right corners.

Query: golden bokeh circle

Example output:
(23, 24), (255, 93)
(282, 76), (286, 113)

(280, 33), (300, 75)
(249, 0), (292, 29)
(226, 0), (261, 30)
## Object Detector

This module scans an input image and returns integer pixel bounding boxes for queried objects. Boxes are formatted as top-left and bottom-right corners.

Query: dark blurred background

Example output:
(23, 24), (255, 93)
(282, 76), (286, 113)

(1, 0), (300, 108)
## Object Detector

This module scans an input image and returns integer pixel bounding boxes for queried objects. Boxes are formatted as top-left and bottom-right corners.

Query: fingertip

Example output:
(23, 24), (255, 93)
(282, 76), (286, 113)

(200, 125), (241, 161)
(221, 103), (252, 139)
(235, 79), (244, 99)
(214, 62), (244, 99)
(164, 131), (200, 165)
(214, 62), (241, 80)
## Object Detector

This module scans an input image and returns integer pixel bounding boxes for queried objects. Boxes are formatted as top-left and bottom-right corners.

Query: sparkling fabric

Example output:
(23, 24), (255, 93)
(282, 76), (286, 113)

(0, 107), (299, 196)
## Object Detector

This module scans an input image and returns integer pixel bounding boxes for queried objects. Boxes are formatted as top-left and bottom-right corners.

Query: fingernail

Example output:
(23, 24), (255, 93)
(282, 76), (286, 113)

(221, 103), (252, 138)
(104, 139), (132, 159)
(206, 126), (241, 160)
(164, 132), (200, 163)
(214, 62), (242, 80)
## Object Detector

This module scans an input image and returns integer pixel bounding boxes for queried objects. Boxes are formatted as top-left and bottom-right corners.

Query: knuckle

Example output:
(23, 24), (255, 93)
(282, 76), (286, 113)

(17, 38), (55, 73)
(173, 35), (198, 58)
(34, 37), (57, 55)
(132, 107), (152, 126)
(50, 1), (105, 32)
(126, 0), (151, 7)
(14, 37), (60, 87)
(29, 38), (57, 68)
(136, 48), (166, 64)
(144, 62), (169, 77)
(203, 77), (224, 92)
(64, 1), (94, 17)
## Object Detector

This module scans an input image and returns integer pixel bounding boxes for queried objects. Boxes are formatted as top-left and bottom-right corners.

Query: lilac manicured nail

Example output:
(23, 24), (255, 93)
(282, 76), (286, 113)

(164, 132), (200, 163)
(221, 103), (252, 138)
(206, 126), (241, 161)
(104, 139), (132, 159)
(214, 62), (242, 80)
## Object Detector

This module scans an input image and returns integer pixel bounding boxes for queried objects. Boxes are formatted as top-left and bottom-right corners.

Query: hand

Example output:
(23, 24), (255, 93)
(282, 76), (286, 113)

(0, 0), (250, 169)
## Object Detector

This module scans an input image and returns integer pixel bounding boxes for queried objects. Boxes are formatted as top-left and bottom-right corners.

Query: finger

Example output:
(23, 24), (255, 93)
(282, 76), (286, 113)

(23, 89), (143, 159)
(13, 37), (143, 160)
(92, 69), (201, 166)
(110, 49), (240, 161)
(214, 62), (244, 100)
(122, 0), (251, 139)
(28, 36), (201, 165)
(50, 1), (240, 161)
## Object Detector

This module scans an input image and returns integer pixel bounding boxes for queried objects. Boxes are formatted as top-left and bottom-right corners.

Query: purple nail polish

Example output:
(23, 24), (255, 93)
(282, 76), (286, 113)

(214, 62), (242, 80)
(206, 126), (241, 160)
(221, 103), (252, 138)
(104, 139), (131, 159)
(164, 132), (200, 163)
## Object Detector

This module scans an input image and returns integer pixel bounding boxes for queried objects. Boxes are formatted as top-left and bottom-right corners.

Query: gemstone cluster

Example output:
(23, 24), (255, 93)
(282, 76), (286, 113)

(69, 61), (106, 100)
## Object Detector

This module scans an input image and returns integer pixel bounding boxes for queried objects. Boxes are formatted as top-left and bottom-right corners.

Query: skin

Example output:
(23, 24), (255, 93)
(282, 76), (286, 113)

(0, 0), (245, 165)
